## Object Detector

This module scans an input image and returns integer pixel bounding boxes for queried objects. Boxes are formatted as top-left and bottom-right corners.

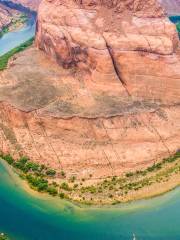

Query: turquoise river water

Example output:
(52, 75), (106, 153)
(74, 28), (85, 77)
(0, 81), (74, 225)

(0, 15), (35, 56)
(1, 159), (180, 240)
(0, 12), (180, 240)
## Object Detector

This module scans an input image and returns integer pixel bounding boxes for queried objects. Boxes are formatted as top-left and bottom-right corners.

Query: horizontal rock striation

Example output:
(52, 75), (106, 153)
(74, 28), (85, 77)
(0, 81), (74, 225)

(0, 46), (179, 179)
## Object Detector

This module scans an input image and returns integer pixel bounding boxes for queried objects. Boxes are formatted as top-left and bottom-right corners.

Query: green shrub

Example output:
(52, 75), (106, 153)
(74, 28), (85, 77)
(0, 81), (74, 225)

(59, 192), (65, 199)
(60, 170), (66, 177)
(60, 182), (71, 191)
(2, 154), (14, 165)
(47, 186), (58, 196)
(69, 175), (76, 182)
(126, 172), (134, 177)
(26, 174), (48, 192)
(46, 169), (56, 177)
(73, 183), (78, 189)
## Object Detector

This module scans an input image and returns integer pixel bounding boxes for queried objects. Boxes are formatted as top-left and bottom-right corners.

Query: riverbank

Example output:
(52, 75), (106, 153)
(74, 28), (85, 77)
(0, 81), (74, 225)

(1, 150), (180, 206)
(0, 13), (28, 38)
(0, 37), (34, 69)
(1, 157), (180, 240)
(177, 22), (180, 36)
(169, 15), (180, 36)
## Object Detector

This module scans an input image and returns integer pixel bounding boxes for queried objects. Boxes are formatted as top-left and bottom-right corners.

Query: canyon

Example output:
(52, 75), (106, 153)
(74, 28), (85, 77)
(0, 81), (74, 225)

(0, 0), (38, 35)
(0, 0), (179, 183)
(0, 3), (19, 32)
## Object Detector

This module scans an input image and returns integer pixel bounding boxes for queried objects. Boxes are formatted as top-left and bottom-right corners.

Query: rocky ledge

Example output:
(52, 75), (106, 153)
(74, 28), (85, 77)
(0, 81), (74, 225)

(0, 0), (179, 181)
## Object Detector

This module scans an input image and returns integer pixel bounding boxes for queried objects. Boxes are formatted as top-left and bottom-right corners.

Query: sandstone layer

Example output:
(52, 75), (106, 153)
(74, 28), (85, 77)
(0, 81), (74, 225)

(0, 47), (179, 180)
(36, 0), (180, 104)
(0, 0), (180, 180)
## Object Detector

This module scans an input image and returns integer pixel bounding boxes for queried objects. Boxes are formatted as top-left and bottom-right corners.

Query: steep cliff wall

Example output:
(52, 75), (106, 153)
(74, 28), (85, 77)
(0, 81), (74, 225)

(0, 48), (179, 179)
(36, 0), (180, 104)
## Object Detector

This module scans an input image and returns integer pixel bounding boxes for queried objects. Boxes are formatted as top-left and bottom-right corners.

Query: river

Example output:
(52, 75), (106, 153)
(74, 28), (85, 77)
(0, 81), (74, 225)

(0, 15), (35, 56)
(1, 159), (180, 240)
(0, 10), (180, 240)
(169, 15), (180, 24)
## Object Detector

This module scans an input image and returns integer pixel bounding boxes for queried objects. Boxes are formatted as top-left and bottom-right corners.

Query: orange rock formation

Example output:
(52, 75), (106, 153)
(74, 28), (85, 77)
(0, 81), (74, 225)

(0, 0), (179, 180)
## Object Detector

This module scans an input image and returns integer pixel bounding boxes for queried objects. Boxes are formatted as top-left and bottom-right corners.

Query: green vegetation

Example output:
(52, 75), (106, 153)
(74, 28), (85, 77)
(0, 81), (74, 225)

(0, 233), (9, 240)
(0, 150), (180, 205)
(0, 13), (28, 38)
(0, 153), (58, 196)
(60, 182), (72, 191)
(0, 37), (34, 71)
(75, 150), (180, 204)
(0, 26), (9, 38)
(125, 151), (180, 178)
(177, 22), (180, 32)
(46, 169), (56, 177)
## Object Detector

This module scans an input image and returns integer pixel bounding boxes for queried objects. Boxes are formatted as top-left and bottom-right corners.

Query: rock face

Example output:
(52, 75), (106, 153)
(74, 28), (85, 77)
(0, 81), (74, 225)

(0, 47), (179, 180)
(0, 0), (180, 180)
(36, 0), (180, 104)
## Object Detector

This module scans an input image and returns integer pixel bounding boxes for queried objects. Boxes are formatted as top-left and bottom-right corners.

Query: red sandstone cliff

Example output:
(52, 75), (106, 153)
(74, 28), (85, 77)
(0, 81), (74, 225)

(0, 0), (179, 180)
(36, 0), (179, 104)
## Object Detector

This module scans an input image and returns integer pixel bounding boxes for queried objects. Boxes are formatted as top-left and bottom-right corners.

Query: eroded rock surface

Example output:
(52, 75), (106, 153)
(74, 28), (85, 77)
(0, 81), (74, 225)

(0, 47), (179, 179)
(36, 0), (180, 104)
(0, 0), (180, 180)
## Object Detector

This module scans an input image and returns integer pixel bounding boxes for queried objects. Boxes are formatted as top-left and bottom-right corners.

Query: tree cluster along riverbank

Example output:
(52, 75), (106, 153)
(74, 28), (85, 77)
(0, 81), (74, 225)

(1, 150), (180, 205)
